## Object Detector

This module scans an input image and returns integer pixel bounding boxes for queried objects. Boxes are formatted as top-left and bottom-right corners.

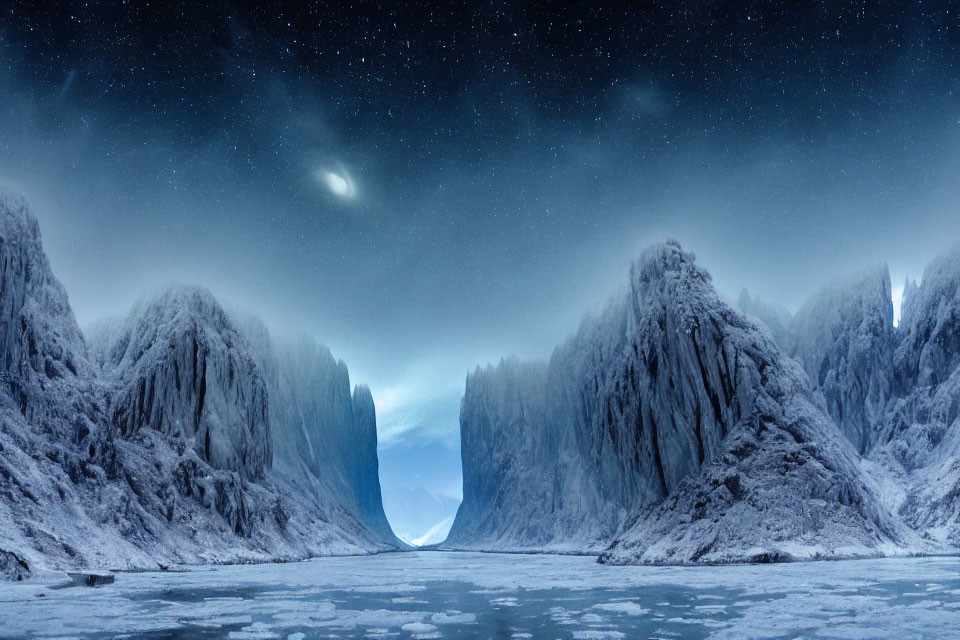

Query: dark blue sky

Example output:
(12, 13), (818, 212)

(2, 1), (959, 540)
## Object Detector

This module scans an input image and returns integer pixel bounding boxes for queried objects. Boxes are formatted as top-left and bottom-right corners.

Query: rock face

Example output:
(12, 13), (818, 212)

(0, 193), (129, 574)
(264, 336), (398, 546)
(94, 287), (271, 480)
(602, 247), (914, 564)
(776, 249), (960, 547)
(0, 195), (398, 576)
(785, 268), (896, 454)
(0, 549), (31, 581)
(872, 248), (960, 546)
(448, 240), (915, 563)
(446, 357), (601, 550)
(0, 193), (97, 433)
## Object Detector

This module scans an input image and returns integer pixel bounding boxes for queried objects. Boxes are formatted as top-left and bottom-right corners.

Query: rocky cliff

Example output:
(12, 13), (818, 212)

(447, 240), (916, 563)
(0, 195), (399, 576)
(779, 249), (960, 547)
(785, 268), (896, 454)
(265, 336), (398, 546)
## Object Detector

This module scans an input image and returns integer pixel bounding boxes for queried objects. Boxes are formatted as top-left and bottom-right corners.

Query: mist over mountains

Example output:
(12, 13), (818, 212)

(445, 239), (960, 564)
(0, 195), (399, 580)
(2, 189), (959, 579)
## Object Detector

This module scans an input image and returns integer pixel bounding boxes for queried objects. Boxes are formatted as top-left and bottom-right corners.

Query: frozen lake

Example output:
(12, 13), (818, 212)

(2, 552), (959, 639)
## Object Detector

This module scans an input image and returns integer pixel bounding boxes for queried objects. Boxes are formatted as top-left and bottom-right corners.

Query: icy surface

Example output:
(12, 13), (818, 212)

(0, 194), (398, 576)
(2, 552), (959, 639)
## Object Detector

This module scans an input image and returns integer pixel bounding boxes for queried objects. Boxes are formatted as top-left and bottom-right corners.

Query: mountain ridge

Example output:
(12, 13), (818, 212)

(448, 240), (944, 564)
(0, 194), (400, 578)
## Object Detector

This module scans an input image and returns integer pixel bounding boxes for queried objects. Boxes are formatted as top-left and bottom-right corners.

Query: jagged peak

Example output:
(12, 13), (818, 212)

(793, 264), (893, 329)
(97, 284), (245, 371)
(0, 191), (39, 241)
(0, 193), (90, 386)
(894, 242), (960, 387)
(901, 243), (960, 329)
(0, 192), (73, 314)
(899, 276), (920, 331)
(631, 239), (711, 297)
(788, 264), (895, 367)
(783, 264), (895, 454)
(627, 239), (751, 342)
(129, 284), (232, 329)
(1, 192), (401, 571)
(626, 240), (777, 349)
(89, 283), (271, 479)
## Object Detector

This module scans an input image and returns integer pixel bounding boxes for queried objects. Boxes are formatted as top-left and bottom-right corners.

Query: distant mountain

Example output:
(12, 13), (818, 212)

(380, 484), (460, 546)
(784, 267), (895, 454)
(736, 288), (792, 348)
(0, 194), (399, 579)
(447, 240), (937, 564)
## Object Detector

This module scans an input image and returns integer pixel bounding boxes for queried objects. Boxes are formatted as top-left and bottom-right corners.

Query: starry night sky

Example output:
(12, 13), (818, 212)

(2, 1), (959, 539)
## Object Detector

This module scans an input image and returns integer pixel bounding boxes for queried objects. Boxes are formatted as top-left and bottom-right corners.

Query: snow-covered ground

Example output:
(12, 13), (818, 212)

(3, 552), (959, 639)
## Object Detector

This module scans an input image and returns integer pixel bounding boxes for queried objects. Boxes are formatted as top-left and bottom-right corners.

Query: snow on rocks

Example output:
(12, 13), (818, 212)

(599, 242), (914, 564)
(780, 245), (960, 547)
(873, 245), (960, 546)
(94, 286), (272, 479)
(450, 240), (921, 564)
(785, 267), (896, 454)
(0, 549), (31, 581)
(0, 194), (399, 578)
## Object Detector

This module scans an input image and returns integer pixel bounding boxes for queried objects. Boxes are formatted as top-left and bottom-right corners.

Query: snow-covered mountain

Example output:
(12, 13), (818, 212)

(785, 268), (896, 454)
(448, 240), (928, 563)
(92, 287), (272, 480)
(856, 251), (960, 547)
(5, 186), (958, 572)
(0, 195), (399, 578)
(380, 485), (460, 546)
(258, 334), (398, 546)
(600, 245), (914, 564)
(746, 251), (960, 548)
